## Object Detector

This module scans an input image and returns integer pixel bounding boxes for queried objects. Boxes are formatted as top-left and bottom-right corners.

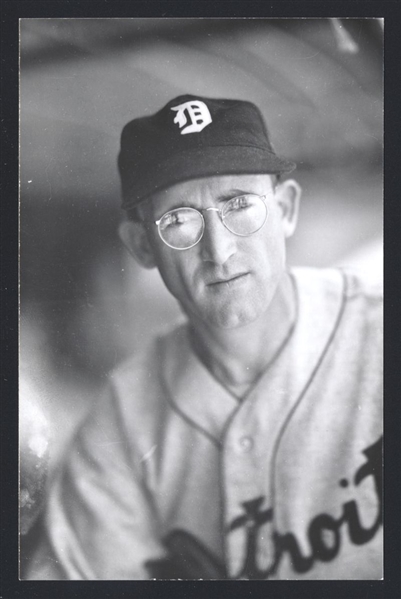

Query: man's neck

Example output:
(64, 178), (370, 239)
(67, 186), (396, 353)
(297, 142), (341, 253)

(188, 272), (297, 399)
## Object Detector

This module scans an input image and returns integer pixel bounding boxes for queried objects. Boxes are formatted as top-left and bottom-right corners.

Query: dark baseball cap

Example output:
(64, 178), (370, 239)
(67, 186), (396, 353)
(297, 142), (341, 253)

(118, 94), (296, 210)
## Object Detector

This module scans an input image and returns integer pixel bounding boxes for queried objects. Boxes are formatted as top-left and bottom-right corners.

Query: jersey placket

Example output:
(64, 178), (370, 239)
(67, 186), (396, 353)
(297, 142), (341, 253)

(221, 352), (296, 579)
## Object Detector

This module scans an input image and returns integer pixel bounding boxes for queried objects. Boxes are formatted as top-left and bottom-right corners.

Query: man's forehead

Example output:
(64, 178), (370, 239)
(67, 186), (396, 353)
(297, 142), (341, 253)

(150, 173), (275, 208)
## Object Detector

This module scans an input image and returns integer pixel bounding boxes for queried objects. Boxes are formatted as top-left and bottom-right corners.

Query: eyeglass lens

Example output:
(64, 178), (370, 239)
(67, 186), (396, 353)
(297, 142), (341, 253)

(159, 208), (204, 249)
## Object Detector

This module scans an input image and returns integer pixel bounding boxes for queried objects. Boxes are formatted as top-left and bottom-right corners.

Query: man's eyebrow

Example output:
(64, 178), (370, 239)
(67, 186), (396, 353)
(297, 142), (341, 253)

(154, 201), (193, 215)
(216, 189), (255, 202)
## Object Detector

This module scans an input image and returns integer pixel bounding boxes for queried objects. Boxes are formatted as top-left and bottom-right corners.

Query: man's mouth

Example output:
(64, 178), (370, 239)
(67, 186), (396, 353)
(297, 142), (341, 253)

(207, 272), (249, 287)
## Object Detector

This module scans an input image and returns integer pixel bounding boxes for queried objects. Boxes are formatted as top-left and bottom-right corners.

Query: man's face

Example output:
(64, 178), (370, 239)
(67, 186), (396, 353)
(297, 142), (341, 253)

(141, 174), (297, 330)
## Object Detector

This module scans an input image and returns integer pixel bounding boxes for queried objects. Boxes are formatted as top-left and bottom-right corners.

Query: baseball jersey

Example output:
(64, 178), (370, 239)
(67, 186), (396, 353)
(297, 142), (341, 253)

(27, 267), (383, 580)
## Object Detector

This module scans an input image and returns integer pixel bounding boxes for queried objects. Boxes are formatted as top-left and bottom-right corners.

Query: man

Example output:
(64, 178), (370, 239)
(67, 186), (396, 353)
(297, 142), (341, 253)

(27, 95), (382, 580)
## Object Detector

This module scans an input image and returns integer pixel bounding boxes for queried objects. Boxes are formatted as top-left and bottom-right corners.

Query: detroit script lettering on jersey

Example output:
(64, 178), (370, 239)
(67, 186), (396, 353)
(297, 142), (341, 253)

(151, 437), (382, 580)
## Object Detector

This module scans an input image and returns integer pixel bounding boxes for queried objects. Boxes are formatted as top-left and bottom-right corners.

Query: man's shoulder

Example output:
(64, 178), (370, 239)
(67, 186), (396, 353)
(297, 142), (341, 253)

(291, 266), (382, 304)
(290, 266), (382, 345)
(109, 319), (187, 397)
(81, 320), (189, 443)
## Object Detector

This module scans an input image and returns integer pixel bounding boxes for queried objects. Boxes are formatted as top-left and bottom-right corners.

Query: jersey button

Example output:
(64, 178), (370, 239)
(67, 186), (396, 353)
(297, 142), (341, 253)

(239, 436), (254, 452)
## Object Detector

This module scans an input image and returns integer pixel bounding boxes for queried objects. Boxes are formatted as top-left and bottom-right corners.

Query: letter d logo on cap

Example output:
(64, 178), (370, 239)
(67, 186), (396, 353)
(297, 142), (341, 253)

(171, 100), (212, 135)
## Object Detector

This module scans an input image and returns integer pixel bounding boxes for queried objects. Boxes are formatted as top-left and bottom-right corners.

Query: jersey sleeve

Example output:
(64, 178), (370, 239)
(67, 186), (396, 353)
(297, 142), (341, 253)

(26, 382), (167, 580)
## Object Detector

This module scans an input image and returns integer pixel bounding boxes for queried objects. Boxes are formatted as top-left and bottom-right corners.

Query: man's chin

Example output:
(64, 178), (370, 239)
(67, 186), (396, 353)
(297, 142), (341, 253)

(196, 303), (262, 330)
(215, 312), (260, 330)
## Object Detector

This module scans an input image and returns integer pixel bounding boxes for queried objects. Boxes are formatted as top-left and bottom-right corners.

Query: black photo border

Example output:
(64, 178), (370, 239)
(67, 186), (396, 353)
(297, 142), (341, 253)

(1, 1), (400, 598)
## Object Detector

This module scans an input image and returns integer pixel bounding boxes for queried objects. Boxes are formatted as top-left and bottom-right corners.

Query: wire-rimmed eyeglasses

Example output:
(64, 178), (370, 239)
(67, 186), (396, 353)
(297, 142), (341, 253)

(153, 194), (269, 250)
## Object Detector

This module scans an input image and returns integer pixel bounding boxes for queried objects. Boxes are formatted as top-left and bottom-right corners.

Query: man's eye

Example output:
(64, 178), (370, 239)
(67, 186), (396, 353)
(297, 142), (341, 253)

(229, 196), (251, 211)
(163, 212), (185, 228)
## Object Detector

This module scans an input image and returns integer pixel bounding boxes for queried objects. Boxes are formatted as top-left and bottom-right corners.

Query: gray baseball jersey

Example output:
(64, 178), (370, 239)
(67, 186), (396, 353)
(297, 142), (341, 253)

(27, 267), (382, 580)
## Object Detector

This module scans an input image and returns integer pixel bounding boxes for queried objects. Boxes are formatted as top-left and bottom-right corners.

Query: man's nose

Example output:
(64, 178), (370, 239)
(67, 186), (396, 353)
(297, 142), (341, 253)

(199, 208), (237, 264)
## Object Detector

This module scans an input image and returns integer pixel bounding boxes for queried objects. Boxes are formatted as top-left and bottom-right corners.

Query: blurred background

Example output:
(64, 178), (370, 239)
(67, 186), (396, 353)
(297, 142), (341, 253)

(19, 18), (383, 491)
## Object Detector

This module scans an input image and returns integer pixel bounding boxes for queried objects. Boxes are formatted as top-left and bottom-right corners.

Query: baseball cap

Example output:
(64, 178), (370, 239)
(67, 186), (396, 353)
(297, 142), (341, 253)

(118, 94), (296, 210)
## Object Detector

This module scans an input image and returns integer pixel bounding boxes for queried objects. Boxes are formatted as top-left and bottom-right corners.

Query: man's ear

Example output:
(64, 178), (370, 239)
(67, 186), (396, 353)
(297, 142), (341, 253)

(118, 220), (157, 269)
(275, 178), (302, 238)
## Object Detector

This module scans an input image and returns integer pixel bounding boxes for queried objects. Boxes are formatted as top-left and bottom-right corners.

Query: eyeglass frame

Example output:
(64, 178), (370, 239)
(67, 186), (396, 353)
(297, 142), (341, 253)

(152, 193), (270, 251)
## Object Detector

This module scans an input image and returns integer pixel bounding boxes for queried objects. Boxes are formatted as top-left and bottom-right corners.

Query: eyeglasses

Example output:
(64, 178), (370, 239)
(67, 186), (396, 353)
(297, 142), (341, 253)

(153, 194), (269, 250)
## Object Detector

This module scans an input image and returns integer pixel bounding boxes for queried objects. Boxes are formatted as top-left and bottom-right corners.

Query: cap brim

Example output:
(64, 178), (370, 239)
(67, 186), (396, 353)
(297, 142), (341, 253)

(121, 145), (296, 209)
